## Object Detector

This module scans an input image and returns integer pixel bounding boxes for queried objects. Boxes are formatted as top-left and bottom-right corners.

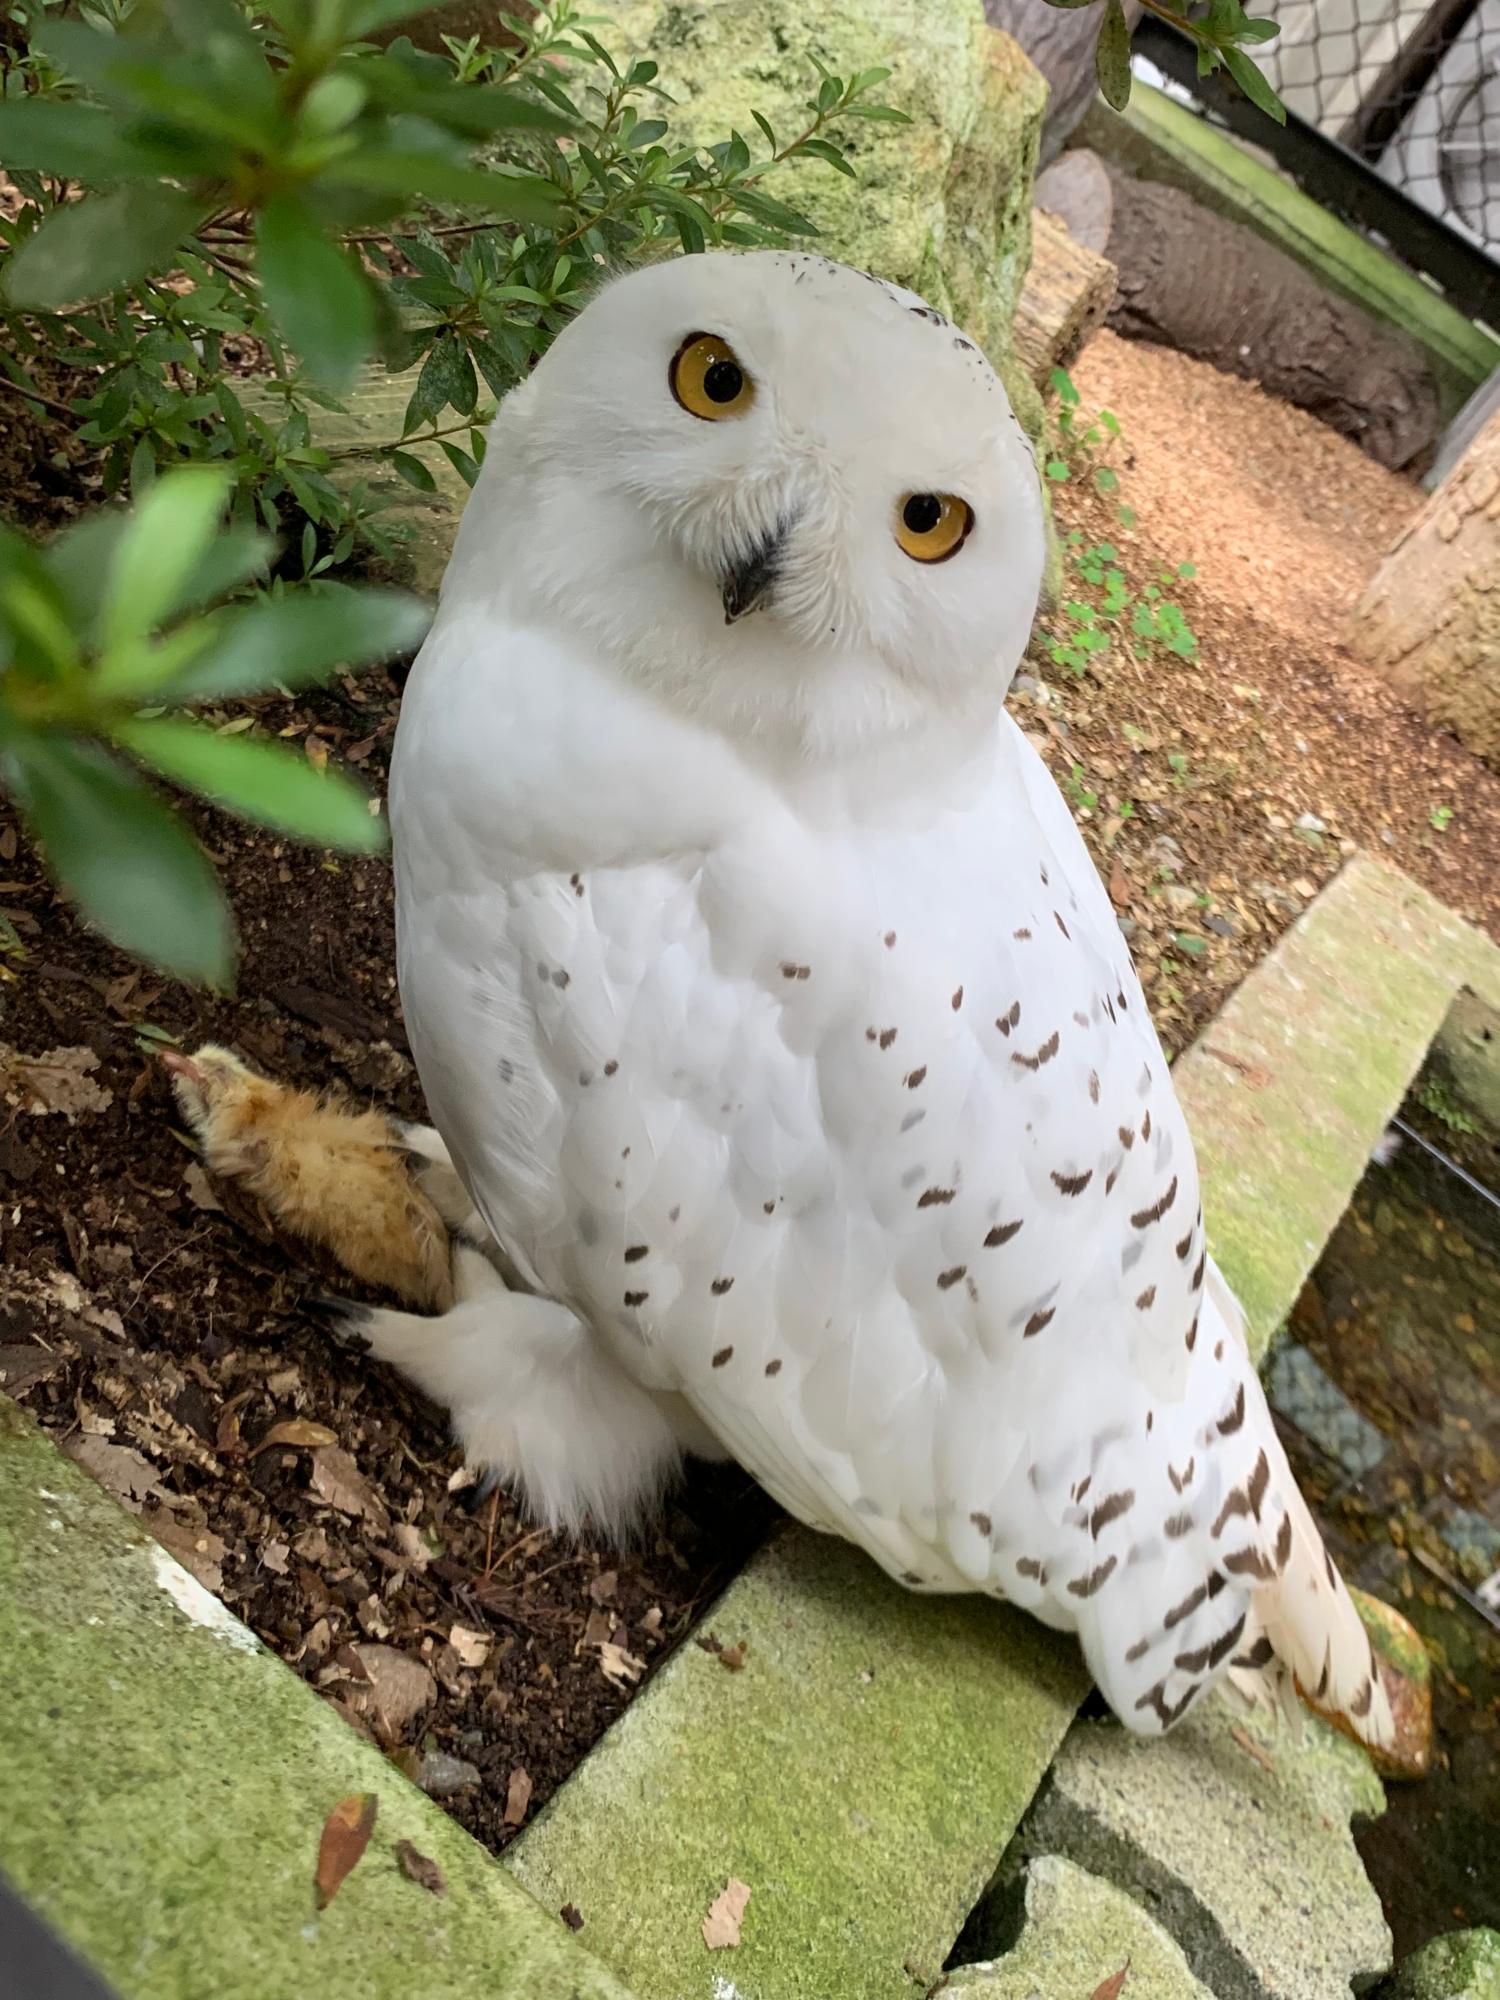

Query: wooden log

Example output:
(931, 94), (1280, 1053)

(1348, 402), (1500, 768)
(1013, 207), (1117, 387)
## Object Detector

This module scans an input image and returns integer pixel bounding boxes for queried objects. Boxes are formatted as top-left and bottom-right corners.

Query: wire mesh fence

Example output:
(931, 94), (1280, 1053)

(1256, 0), (1500, 257)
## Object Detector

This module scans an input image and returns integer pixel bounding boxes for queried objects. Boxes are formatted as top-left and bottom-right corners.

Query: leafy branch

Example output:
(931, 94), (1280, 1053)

(1047, 0), (1284, 124)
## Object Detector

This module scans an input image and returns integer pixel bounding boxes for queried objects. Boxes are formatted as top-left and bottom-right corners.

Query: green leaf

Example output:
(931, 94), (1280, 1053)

(111, 716), (386, 852)
(1172, 932), (1208, 957)
(0, 100), (153, 181)
(95, 467), (232, 668)
(163, 588), (431, 702)
(411, 336), (473, 422)
(256, 197), (375, 392)
(793, 135), (856, 178)
(1221, 46), (1286, 123)
(391, 449), (438, 491)
(2, 733), (233, 985)
(1049, 366), (1081, 407)
(322, 153), (565, 223)
(2, 185), (203, 310)
(1095, 0), (1133, 112)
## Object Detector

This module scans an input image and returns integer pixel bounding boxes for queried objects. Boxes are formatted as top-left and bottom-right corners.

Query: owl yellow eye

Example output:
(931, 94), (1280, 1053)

(670, 332), (754, 421)
(895, 491), (973, 563)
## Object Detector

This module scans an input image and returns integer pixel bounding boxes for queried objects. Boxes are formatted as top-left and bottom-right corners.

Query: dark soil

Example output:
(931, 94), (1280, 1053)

(0, 668), (776, 1858)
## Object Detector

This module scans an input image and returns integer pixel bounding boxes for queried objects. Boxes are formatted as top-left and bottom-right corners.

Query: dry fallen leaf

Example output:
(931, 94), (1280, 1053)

(309, 1445), (389, 1528)
(503, 1765), (533, 1827)
(1091, 1961), (1130, 2000)
(587, 1569), (618, 1605)
(348, 1644), (436, 1743)
(597, 1640), (646, 1688)
(717, 1640), (748, 1673)
(702, 1878), (751, 1951)
(0, 1044), (113, 1119)
(449, 1623), (491, 1670)
(395, 1840), (446, 1897)
(1203, 1045), (1273, 1090)
(183, 1163), (224, 1213)
(63, 1433), (168, 1513)
(147, 1518), (228, 1593)
(390, 1523), (432, 1570)
(254, 1419), (338, 1454)
(560, 1903), (584, 1932)
(314, 1792), (378, 1910)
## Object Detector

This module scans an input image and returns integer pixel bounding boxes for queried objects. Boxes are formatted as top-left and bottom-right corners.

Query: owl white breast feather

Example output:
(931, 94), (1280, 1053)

(387, 250), (1389, 1745)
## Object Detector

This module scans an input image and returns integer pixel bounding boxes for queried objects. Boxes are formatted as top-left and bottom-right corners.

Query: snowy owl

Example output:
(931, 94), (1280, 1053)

(359, 250), (1387, 1743)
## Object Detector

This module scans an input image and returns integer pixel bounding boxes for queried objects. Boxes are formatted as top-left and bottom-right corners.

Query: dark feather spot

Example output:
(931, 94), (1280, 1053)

(1141, 1109), (1152, 1140)
(1126, 1638), (1150, 1662)
(1350, 1675), (1375, 1718)
(1074, 1010), (1090, 1028)
(905, 1066), (927, 1089)
(1222, 1544), (1276, 1581)
(1216, 1384), (1247, 1436)
(1175, 1613), (1246, 1675)
(952, 986), (964, 1010)
(918, 1186), (955, 1207)
(1164, 1581), (1208, 1628)
(937, 1265), (967, 1290)
(1052, 1167), (1092, 1196)
(1234, 1635), (1275, 1671)
(764, 1358), (782, 1377)
(1013, 927), (1032, 941)
(1089, 1070), (1101, 1103)
(1192, 1249), (1207, 1291)
(1131, 1177), (1179, 1229)
(1136, 1286), (1157, 1310)
(1118, 1126), (1136, 1150)
(1013, 1030), (1060, 1071)
(1136, 1679), (1199, 1729)
(995, 1001), (1021, 1036)
(712, 1344), (734, 1367)
(711, 1277), (734, 1296)
(884, 930), (897, 948)
(1164, 1511), (1194, 1540)
(1067, 1555), (1118, 1598)
(552, 968), (571, 988)
(1090, 1489), (1135, 1538)
(1176, 1230), (1194, 1260)
(970, 1510), (993, 1536)
(1023, 1306), (1056, 1338)
(1185, 1315), (1200, 1352)
(984, 1219), (1023, 1248)
(1055, 911), (1070, 939)
(1016, 1556), (1047, 1582)
(1275, 1513), (1293, 1570)
(624, 1245), (649, 1263)
(879, 1027), (897, 1050)
(604, 1060), (619, 1077)
(1168, 1457), (1195, 1494)
(624, 1290), (648, 1308)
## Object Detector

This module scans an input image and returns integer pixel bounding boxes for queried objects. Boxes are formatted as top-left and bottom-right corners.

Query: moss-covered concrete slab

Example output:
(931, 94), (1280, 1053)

(1383, 1929), (1500, 2000)
(1079, 84), (1500, 420)
(1174, 854), (1500, 1362)
(1008, 1694), (1391, 2000)
(506, 1525), (1086, 2000)
(0, 1397), (632, 2000)
(948, 1855), (1213, 2000)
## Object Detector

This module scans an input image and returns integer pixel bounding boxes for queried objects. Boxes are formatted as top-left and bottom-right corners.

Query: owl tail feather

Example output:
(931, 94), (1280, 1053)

(1245, 1458), (1394, 1751)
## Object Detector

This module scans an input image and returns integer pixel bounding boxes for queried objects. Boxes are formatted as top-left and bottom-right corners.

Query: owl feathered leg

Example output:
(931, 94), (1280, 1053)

(323, 1245), (701, 1536)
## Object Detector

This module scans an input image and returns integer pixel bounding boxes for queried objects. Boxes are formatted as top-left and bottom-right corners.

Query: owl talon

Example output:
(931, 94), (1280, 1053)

(304, 1294), (374, 1353)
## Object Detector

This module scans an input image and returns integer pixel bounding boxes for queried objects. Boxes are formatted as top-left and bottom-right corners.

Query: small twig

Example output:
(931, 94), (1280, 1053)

(0, 372), (79, 424)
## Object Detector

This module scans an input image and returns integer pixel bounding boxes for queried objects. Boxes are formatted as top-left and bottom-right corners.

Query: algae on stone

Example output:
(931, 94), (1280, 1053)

(1383, 1929), (1500, 2000)
(948, 1854), (1213, 2000)
(0, 1396), (631, 2000)
(508, 1524), (1086, 2000)
(1006, 1691), (1391, 2000)
(606, 0), (1045, 379)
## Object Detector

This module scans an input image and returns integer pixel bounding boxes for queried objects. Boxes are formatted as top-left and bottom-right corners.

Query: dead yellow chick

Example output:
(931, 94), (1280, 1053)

(164, 1044), (454, 1312)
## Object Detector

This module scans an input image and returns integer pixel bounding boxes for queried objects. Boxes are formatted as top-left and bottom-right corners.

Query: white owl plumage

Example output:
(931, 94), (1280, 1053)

(369, 250), (1389, 1745)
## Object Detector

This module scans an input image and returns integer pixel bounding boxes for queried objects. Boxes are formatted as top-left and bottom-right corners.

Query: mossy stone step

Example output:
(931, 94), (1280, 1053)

(1172, 855), (1500, 1363)
(0, 1397), (631, 2000)
(506, 1525), (1087, 2000)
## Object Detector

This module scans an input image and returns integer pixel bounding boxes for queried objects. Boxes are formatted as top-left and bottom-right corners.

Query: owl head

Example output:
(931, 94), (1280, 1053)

(446, 251), (1046, 757)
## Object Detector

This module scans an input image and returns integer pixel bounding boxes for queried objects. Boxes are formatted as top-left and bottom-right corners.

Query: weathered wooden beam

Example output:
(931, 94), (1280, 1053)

(1013, 206), (1117, 388)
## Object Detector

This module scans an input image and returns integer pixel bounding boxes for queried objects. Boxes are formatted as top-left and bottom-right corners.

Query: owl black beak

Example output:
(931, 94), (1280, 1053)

(720, 522), (791, 624)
